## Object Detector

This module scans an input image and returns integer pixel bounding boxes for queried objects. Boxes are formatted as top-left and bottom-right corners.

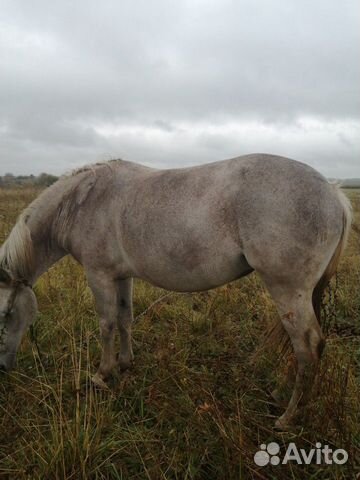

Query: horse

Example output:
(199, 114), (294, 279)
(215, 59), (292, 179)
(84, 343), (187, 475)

(0, 153), (352, 429)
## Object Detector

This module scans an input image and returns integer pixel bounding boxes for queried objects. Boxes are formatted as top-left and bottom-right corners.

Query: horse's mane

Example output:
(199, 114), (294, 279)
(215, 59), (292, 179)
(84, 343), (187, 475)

(0, 159), (122, 280)
(0, 213), (34, 281)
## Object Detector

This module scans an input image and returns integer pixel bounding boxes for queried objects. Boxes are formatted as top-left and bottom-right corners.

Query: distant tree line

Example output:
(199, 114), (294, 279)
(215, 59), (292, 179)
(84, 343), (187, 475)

(340, 178), (360, 188)
(328, 178), (360, 188)
(1, 172), (359, 188)
(0, 172), (58, 187)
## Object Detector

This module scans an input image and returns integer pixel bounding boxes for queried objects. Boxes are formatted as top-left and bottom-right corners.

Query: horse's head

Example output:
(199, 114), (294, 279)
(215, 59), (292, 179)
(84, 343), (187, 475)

(0, 268), (37, 372)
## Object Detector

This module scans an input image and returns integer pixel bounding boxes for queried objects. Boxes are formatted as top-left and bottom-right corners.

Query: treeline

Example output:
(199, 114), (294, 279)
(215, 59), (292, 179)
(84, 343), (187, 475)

(341, 178), (360, 188)
(0, 172), (58, 187)
(1, 172), (359, 188)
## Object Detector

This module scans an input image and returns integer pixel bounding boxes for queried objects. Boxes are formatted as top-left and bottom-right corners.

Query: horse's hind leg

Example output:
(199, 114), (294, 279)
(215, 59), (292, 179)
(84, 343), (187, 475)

(117, 278), (134, 370)
(265, 284), (325, 429)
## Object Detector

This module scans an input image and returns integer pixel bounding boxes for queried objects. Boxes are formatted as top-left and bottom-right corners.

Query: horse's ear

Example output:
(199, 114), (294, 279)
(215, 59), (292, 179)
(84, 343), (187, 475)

(0, 268), (12, 285)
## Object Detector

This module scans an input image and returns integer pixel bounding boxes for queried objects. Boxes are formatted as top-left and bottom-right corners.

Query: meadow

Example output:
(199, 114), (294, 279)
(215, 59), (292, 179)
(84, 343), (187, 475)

(0, 186), (359, 479)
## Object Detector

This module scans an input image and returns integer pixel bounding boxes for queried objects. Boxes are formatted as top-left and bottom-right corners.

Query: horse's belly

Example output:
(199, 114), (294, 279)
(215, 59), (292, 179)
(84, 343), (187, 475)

(132, 250), (252, 292)
(120, 189), (247, 291)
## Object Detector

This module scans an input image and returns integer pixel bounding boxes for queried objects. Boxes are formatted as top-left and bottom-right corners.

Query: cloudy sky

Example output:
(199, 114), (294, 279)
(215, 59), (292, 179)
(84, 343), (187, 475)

(0, 0), (359, 177)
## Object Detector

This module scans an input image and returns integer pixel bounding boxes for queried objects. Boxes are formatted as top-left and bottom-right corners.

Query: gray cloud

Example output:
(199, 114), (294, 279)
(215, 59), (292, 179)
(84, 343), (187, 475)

(0, 0), (359, 177)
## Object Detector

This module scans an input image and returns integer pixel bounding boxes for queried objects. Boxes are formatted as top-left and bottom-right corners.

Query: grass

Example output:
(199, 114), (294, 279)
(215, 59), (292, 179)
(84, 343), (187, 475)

(0, 186), (359, 479)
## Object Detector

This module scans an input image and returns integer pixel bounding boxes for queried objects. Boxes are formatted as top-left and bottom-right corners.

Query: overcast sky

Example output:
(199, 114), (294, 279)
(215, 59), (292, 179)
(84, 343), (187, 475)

(0, 0), (359, 177)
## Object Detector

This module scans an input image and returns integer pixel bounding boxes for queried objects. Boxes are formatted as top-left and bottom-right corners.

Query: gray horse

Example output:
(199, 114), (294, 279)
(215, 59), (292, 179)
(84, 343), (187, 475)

(0, 154), (352, 428)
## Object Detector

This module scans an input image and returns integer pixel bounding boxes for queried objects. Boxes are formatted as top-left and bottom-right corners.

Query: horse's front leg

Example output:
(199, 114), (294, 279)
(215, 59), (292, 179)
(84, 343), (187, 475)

(117, 278), (134, 370)
(86, 270), (118, 386)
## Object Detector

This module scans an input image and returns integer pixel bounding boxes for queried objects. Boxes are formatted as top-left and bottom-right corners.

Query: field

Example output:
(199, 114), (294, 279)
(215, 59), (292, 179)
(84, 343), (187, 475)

(0, 186), (359, 479)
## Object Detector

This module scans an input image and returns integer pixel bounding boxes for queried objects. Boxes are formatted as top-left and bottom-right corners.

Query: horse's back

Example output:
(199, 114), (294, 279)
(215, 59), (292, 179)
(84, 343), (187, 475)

(112, 154), (343, 290)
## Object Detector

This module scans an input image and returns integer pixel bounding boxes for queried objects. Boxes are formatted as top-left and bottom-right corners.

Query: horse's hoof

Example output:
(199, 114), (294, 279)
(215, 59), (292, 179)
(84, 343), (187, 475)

(91, 373), (109, 389)
(274, 416), (292, 431)
(118, 357), (133, 371)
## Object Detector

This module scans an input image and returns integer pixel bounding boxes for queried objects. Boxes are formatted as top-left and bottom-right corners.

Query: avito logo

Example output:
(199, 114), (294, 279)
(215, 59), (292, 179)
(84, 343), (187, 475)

(254, 442), (348, 466)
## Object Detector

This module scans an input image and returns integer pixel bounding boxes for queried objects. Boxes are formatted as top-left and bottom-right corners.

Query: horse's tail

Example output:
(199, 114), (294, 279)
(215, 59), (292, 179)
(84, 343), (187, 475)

(312, 185), (352, 325)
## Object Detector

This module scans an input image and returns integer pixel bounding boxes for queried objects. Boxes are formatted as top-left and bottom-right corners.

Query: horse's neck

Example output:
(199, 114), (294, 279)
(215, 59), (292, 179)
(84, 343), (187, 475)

(26, 213), (68, 284)
(3, 207), (67, 286)
(20, 179), (77, 284)
(30, 240), (66, 284)
(6, 171), (97, 284)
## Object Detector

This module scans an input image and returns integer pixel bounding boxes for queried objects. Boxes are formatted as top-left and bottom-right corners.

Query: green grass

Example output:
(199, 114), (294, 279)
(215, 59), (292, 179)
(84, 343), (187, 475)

(0, 187), (359, 479)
